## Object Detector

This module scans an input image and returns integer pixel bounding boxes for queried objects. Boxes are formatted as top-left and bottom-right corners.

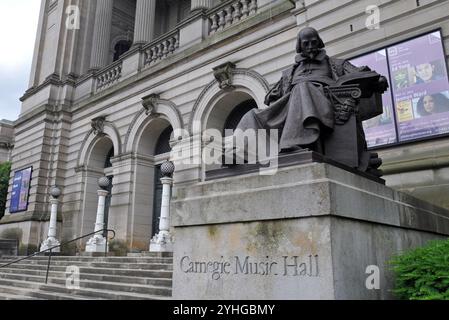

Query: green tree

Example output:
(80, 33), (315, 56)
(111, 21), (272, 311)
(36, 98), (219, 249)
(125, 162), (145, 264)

(0, 161), (11, 219)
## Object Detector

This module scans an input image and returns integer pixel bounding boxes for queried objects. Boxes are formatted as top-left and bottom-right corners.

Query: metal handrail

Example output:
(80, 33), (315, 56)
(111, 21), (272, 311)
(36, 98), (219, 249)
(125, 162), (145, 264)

(0, 229), (116, 284)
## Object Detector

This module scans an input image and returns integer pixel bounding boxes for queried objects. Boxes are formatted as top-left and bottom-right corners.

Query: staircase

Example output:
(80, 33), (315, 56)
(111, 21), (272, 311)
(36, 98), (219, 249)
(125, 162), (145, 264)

(0, 253), (173, 300)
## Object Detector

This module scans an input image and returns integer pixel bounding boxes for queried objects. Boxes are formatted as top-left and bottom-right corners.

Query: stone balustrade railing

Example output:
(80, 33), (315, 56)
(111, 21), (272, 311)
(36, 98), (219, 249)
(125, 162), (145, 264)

(96, 61), (123, 92)
(143, 30), (180, 68)
(208, 0), (258, 35)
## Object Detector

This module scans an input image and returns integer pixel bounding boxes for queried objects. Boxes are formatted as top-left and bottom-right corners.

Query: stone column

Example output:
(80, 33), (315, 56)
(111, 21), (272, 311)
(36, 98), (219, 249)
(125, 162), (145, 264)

(191, 0), (213, 11)
(133, 0), (157, 46)
(40, 187), (61, 253)
(90, 0), (114, 70)
(150, 161), (175, 252)
(85, 177), (110, 253)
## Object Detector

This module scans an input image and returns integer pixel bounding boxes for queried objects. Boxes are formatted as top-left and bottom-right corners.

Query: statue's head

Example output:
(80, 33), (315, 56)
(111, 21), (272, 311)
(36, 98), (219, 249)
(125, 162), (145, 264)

(296, 27), (325, 58)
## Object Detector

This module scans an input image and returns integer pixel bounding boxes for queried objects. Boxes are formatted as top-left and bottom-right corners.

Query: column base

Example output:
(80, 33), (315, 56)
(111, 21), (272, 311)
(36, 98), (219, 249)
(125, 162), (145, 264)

(149, 232), (174, 252)
(85, 235), (109, 253)
(40, 237), (61, 253)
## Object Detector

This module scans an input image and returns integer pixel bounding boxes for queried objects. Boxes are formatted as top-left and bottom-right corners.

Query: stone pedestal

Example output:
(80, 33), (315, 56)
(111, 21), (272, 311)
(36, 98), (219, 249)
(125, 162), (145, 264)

(41, 190), (61, 253)
(150, 168), (175, 253)
(85, 189), (109, 253)
(171, 159), (449, 300)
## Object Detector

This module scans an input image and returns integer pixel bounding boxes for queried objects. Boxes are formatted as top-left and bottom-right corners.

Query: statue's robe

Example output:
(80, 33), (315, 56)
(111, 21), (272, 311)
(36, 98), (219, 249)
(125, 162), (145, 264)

(235, 50), (381, 171)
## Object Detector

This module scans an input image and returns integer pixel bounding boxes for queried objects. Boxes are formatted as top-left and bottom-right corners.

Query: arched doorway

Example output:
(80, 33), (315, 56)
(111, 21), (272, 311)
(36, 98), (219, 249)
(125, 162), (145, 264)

(103, 146), (114, 237)
(81, 136), (115, 240)
(132, 118), (173, 248)
(152, 126), (173, 237)
(203, 92), (258, 173)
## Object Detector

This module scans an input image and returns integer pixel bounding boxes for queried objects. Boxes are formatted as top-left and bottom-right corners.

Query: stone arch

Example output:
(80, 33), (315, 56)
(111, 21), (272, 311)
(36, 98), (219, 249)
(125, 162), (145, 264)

(125, 98), (184, 154)
(77, 121), (122, 168)
(189, 68), (270, 135)
(78, 134), (116, 246)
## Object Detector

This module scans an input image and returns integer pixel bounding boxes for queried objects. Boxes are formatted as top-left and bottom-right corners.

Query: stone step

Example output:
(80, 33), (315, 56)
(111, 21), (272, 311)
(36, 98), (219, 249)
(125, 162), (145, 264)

(2, 263), (173, 278)
(0, 259), (173, 271)
(0, 256), (173, 265)
(0, 254), (174, 300)
(0, 293), (38, 300)
(0, 268), (172, 286)
(2, 252), (173, 260)
(0, 281), (94, 300)
(0, 286), (42, 300)
(0, 272), (171, 296)
(0, 278), (169, 300)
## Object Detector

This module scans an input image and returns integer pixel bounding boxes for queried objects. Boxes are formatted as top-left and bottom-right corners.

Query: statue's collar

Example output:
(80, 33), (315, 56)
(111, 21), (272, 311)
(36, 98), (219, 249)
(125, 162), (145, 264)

(295, 50), (328, 63)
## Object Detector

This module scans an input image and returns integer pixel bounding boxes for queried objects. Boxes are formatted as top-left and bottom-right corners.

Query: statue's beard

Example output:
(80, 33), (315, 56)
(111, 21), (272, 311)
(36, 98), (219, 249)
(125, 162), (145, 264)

(302, 49), (320, 60)
(305, 50), (319, 59)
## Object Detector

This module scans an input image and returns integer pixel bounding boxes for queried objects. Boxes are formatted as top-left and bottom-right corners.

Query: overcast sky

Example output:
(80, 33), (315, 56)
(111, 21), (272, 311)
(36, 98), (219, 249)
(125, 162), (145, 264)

(0, 0), (41, 121)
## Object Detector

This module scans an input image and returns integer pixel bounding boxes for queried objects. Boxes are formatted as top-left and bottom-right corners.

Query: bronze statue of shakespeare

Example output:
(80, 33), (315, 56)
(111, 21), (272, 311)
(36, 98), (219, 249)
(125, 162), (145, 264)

(232, 27), (389, 176)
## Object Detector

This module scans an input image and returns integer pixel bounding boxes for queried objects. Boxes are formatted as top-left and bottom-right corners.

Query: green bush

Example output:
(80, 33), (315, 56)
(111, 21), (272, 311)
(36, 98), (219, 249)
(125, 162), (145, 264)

(0, 162), (11, 219)
(390, 238), (449, 300)
(109, 239), (128, 257)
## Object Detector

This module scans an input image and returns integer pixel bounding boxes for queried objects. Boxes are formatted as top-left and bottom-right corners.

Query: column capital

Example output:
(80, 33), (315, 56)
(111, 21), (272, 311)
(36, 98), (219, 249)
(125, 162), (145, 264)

(97, 190), (109, 197)
(160, 177), (174, 185)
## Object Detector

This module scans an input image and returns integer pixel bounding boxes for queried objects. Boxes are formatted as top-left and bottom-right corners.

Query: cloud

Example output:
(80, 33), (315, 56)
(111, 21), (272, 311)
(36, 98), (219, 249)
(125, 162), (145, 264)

(0, 0), (41, 120)
(0, 0), (41, 71)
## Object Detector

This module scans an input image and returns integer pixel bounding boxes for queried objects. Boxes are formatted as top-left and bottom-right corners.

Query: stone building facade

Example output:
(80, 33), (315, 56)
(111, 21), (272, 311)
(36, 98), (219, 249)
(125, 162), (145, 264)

(1, 0), (449, 251)
(0, 120), (13, 163)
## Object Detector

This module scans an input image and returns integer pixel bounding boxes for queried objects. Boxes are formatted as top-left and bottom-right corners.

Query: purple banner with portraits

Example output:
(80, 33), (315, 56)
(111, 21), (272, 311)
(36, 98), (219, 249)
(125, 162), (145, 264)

(387, 31), (449, 142)
(351, 50), (397, 148)
(10, 167), (32, 214)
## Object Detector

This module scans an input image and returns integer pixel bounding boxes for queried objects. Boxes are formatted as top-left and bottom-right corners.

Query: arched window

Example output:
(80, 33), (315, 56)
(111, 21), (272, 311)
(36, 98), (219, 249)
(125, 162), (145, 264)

(104, 147), (114, 168)
(155, 126), (173, 155)
(113, 40), (132, 62)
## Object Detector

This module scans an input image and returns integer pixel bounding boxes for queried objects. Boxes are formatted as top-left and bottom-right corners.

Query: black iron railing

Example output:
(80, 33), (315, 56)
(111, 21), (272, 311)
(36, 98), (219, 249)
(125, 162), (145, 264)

(0, 229), (115, 284)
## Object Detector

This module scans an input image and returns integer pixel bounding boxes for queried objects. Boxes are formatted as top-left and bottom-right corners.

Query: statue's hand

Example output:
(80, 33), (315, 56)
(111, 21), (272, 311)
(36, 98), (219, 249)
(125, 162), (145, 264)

(377, 76), (389, 93)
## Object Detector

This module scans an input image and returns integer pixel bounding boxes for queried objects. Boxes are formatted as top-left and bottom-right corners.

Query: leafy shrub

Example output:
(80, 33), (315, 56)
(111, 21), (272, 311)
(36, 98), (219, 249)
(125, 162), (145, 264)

(0, 162), (11, 219)
(109, 239), (128, 257)
(390, 238), (449, 300)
